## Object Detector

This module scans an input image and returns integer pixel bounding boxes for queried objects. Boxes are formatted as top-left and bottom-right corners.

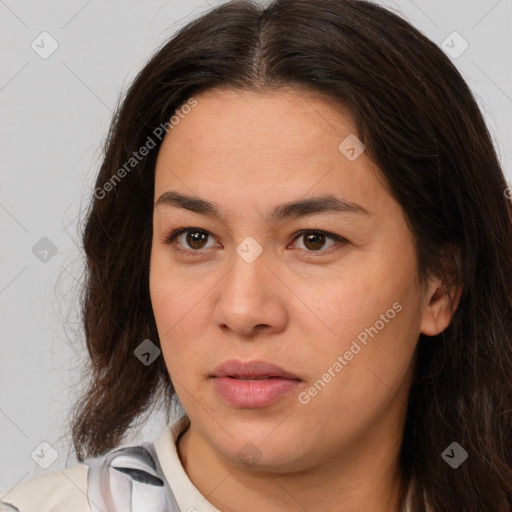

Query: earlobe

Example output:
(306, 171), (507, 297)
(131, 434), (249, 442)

(420, 280), (462, 336)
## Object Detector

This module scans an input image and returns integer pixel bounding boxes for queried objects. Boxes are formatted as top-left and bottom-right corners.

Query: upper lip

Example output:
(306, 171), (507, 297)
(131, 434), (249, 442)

(210, 359), (302, 380)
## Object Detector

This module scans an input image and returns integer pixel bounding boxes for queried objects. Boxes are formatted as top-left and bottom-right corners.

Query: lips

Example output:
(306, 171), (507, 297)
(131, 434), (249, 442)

(210, 359), (302, 408)
(210, 359), (301, 381)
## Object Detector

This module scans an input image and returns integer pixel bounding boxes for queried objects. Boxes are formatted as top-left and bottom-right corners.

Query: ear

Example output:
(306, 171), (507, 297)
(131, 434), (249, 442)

(420, 276), (462, 336)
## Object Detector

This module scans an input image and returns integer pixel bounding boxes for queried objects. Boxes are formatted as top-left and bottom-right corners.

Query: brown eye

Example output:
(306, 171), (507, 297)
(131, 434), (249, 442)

(291, 230), (347, 255)
(164, 227), (347, 256)
(302, 232), (326, 251)
(163, 228), (216, 252)
(185, 230), (209, 249)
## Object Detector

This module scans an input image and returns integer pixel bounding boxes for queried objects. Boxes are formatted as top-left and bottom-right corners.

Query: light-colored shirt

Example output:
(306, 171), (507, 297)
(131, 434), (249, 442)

(0, 415), (222, 512)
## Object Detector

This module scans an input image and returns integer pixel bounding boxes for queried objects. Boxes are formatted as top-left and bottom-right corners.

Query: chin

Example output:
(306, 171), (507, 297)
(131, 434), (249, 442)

(211, 425), (310, 472)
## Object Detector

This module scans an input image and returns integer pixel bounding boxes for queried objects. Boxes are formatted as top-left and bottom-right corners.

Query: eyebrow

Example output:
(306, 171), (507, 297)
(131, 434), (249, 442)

(155, 190), (370, 222)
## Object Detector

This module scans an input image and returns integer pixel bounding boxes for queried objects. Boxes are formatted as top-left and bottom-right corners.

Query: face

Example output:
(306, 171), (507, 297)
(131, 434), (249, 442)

(149, 87), (450, 473)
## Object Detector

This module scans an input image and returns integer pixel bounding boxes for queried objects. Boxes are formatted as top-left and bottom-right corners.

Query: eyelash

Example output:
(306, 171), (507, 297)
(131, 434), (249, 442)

(161, 227), (348, 256)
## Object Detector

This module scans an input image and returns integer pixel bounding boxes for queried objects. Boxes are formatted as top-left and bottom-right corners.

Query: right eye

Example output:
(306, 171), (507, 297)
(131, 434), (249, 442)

(163, 227), (219, 253)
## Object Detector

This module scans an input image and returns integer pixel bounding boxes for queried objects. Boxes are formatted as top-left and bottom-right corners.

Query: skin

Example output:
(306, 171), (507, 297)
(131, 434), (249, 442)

(149, 87), (459, 512)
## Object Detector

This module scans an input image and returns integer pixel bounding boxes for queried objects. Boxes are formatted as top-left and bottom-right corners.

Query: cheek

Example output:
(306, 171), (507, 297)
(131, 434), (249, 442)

(295, 298), (418, 444)
(290, 262), (408, 345)
(149, 248), (212, 377)
(295, 259), (420, 398)
(150, 250), (184, 363)
(150, 246), (193, 328)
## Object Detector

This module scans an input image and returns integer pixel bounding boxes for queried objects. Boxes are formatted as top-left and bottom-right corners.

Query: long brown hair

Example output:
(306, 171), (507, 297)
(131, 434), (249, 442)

(69, 1), (512, 510)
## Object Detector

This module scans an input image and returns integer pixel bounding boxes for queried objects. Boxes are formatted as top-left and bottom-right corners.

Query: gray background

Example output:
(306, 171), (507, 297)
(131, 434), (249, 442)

(1, 0), (511, 488)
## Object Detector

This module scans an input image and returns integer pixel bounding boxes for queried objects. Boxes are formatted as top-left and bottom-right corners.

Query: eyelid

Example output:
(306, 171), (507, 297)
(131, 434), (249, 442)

(162, 227), (348, 254)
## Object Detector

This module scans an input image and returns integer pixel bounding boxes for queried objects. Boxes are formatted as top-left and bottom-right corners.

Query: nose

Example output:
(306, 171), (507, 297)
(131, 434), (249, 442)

(212, 248), (288, 338)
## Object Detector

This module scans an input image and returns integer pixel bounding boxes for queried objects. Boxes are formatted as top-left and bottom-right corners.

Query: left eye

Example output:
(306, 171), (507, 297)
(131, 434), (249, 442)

(163, 228), (347, 254)
(291, 230), (345, 252)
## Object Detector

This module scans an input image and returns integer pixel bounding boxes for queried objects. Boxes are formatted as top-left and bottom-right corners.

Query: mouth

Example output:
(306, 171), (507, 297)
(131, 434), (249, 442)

(210, 359), (302, 409)
(224, 375), (295, 381)
(210, 359), (302, 381)
(211, 376), (302, 408)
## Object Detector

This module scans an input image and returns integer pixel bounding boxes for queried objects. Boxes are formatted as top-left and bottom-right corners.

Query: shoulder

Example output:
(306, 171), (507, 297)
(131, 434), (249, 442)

(0, 464), (88, 512)
(0, 442), (180, 512)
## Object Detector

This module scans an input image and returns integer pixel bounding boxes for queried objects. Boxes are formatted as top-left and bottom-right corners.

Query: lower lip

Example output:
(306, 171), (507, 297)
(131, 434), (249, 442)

(211, 376), (302, 408)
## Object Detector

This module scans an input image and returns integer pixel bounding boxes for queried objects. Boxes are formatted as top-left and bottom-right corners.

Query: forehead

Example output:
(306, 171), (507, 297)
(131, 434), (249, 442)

(153, 87), (395, 221)
(159, 87), (356, 157)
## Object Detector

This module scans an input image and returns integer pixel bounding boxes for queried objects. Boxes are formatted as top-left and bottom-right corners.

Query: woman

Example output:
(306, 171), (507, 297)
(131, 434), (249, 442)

(2, 0), (511, 510)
